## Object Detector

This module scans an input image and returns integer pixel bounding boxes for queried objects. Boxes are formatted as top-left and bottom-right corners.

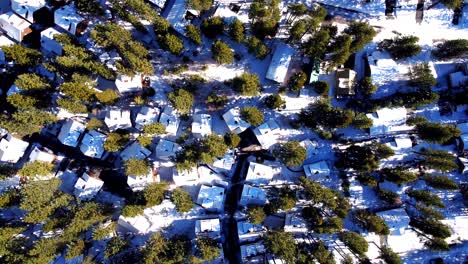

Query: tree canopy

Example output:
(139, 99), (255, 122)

(211, 40), (234, 64)
(240, 106), (264, 126)
(380, 35), (422, 59)
(274, 141), (306, 167)
(125, 158), (150, 176)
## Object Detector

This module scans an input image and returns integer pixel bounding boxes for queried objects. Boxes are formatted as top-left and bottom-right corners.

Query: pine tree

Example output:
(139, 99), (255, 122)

(168, 89), (194, 114)
(211, 40), (234, 64)
(274, 141), (306, 167)
(247, 206), (265, 224)
(232, 73), (261, 96)
(171, 188), (193, 213)
(339, 231), (368, 256)
(229, 19), (245, 42)
(185, 25), (202, 45)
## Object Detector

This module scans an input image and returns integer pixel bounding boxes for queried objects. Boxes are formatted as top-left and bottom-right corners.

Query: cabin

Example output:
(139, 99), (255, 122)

(253, 119), (280, 149)
(192, 114), (212, 138)
(73, 172), (104, 201)
(237, 221), (265, 242)
(266, 43), (294, 84)
(195, 218), (221, 238)
(134, 106), (160, 130)
(54, 4), (87, 36)
(79, 130), (106, 159)
(105, 108), (132, 131)
(40, 27), (63, 55)
(58, 119), (86, 147)
(366, 107), (408, 136)
(120, 141), (152, 161)
(0, 12), (32, 42)
(245, 162), (275, 185)
(222, 107), (250, 134)
(196, 184), (225, 212)
(239, 184), (266, 207)
(159, 106), (180, 135)
(11, 0), (47, 23)
(0, 35), (15, 64)
(0, 134), (29, 163)
(115, 74), (142, 94)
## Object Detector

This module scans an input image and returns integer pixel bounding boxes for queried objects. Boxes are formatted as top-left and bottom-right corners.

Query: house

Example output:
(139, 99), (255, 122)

(127, 165), (158, 191)
(115, 74), (142, 94)
(239, 184), (266, 207)
(118, 199), (179, 234)
(105, 108), (132, 131)
(458, 123), (468, 151)
(159, 106), (180, 135)
(366, 107), (409, 136)
(28, 145), (57, 163)
(367, 208), (424, 254)
(0, 134), (29, 163)
(211, 150), (236, 174)
(0, 12), (32, 42)
(163, 0), (194, 35)
(11, 0), (47, 23)
(222, 107), (250, 134)
(155, 139), (181, 160)
(196, 184), (225, 212)
(237, 221), (265, 242)
(240, 242), (266, 262)
(335, 68), (356, 98)
(54, 4), (87, 36)
(304, 161), (330, 180)
(58, 119), (86, 147)
(0, 35), (15, 64)
(172, 167), (198, 186)
(213, 3), (249, 24)
(147, 0), (168, 9)
(266, 43), (294, 84)
(192, 114), (212, 138)
(245, 162), (275, 185)
(73, 172), (104, 201)
(134, 106), (160, 130)
(40, 27), (62, 55)
(253, 119), (281, 149)
(386, 135), (413, 151)
(195, 218), (221, 238)
(449, 71), (468, 88)
(120, 141), (152, 161)
(197, 166), (227, 186)
(284, 213), (308, 233)
(79, 130), (106, 159)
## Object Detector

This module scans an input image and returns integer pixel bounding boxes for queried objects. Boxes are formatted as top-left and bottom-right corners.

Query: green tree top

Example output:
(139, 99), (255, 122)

(274, 141), (306, 167)
(125, 158), (150, 176)
(232, 73), (261, 96)
(264, 230), (296, 264)
(240, 106), (264, 126)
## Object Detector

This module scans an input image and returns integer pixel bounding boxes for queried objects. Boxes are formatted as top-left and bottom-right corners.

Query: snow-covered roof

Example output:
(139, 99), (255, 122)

(197, 166), (226, 186)
(58, 119), (85, 147)
(79, 130), (106, 159)
(213, 4), (249, 24)
(134, 106), (160, 130)
(304, 161), (330, 178)
(118, 199), (179, 234)
(245, 162), (274, 185)
(192, 114), (212, 138)
(73, 172), (104, 201)
(173, 167), (199, 186)
(105, 108), (132, 131)
(159, 106), (179, 135)
(386, 135), (413, 150)
(195, 218), (221, 237)
(155, 139), (181, 160)
(374, 208), (423, 253)
(11, 0), (46, 22)
(0, 11), (31, 31)
(120, 141), (152, 161)
(222, 107), (250, 134)
(148, 0), (168, 8)
(212, 150), (235, 173)
(0, 134), (29, 163)
(266, 43), (294, 83)
(28, 146), (55, 163)
(196, 185), (225, 212)
(300, 139), (319, 159)
(54, 4), (84, 35)
(449, 71), (468, 87)
(127, 167), (157, 191)
(40, 27), (62, 55)
(366, 107), (409, 136)
(163, 0), (190, 35)
(240, 242), (266, 260)
(239, 184), (266, 207)
(237, 221), (264, 242)
(115, 74), (142, 93)
(284, 213), (308, 233)
(253, 119), (280, 149)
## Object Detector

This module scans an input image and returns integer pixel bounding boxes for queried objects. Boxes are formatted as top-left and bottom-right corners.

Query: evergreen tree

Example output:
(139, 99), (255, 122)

(352, 112), (373, 129)
(411, 218), (451, 238)
(144, 182), (168, 207)
(188, 0), (213, 11)
(0, 110), (57, 136)
(416, 122), (461, 144)
(379, 35), (422, 59)
(423, 174), (458, 190)
(312, 81), (329, 96)
(57, 98), (88, 114)
(18, 161), (55, 179)
(407, 63), (437, 88)
(121, 205), (145, 217)
(143, 122), (166, 135)
(168, 89), (194, 114)
(360, 77), (377, 96)
(86, 118), (104, 130)
(158, 33), (184, 55)
(247, 206), (266, 224)
(379, 246), (402, 264)
(439, 0), (461, 9)
(14, 73), (51, 91)
(211, 40), (234, 64)
(125, 158), (150, 176)
(339, 231), (368, 256)
(196, 237), (220, 261)
(408, 190), (445, 208)
(201, 16), (225, 38)
(344, 21), (376, 53)
(240, 106), (264, 126)
(96, 89), (119, 105)
(274, 141), (306, 167)
(229, 19), (245, 42)
(224, 132), (241, 148)
(171, 188), (193, 213)
(105, 236), (128, 258)
(7, 94), (38, 110)
(432, 39), (468, 59)
(381, 167), (417, 184)
(104, 131), (129, 152)
(2, 44), (42, 67)
(264, 94), (285, 110)
(245, 36), (269, 59)
(206, 93), (228, 109)
(264, 230), (296, 264)
(153, 16), (171, 34)
(185, 25), (202, 45)
(288, 71), (308, 92)
(354, 209), (390, 235)
(76, 0), (104, 15)
(425, 237), (450, 251)
(137, 135), (152, 147)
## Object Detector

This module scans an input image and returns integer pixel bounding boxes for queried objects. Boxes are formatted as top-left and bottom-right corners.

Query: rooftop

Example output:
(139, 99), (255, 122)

(57, 119), (86, 147)
(80, 130), (106, 159)
(266, 43), (295, 83)
(0, 134), (29, 163)
(120, 141), (152, 161)
(196, 185), (225, 212)
(222, 107), (250, 134)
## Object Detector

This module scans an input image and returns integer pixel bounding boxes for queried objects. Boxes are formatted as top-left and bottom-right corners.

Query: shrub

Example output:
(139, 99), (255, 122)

(121, 205), (145, 217)
(168, 89), (194, 114)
